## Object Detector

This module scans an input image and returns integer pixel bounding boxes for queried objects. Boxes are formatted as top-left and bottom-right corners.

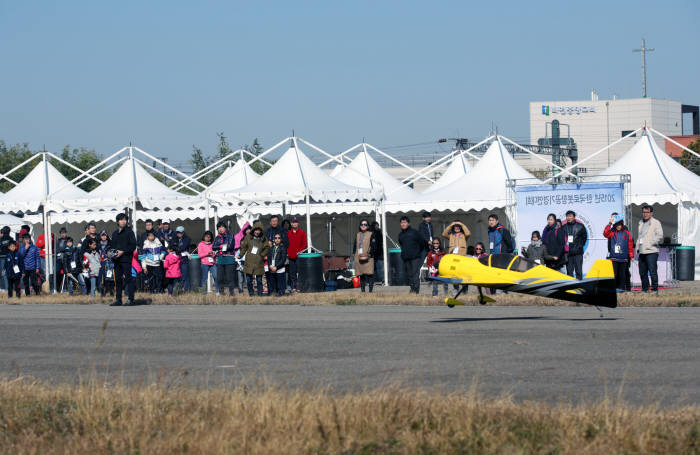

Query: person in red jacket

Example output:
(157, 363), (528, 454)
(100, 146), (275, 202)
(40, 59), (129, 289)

(285, 217), (308, 292)
(36, 232), (55, 278)
(426, 238), (447, 296)
(603, 214), (634, 293)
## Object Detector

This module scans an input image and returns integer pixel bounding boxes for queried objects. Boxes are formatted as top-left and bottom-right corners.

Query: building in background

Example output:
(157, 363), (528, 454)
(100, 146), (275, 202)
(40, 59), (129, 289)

(529, 93), (699, 175)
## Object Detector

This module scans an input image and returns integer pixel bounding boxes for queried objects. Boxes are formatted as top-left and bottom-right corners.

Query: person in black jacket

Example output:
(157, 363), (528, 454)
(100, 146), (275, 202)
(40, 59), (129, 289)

(370, 221), (384, 284)
(542, 213), (565, 269)
(110, 213), (137, 306)
(563, 210), (587, 280)
(267, 233), (288, 297)
(398, 216), (424, 294)
(417, 211), (435, 263)
(175, 226), (191, 292)
(4, 241), (23, 298)
(0, 226), (14, 291)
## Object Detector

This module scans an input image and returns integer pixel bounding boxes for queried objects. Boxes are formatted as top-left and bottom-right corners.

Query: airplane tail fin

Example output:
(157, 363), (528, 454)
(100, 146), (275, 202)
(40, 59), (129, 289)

(585, 259), (615, 280)
(584, 259), (617, 308)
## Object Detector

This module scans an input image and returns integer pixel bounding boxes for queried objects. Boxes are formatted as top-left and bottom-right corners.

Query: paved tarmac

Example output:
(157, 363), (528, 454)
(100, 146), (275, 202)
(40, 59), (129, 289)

(1, 303), (698, 405)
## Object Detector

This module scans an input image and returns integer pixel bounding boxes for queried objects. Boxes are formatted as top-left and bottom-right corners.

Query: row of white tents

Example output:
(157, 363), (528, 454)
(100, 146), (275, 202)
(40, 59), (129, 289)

(0, 127), (698, 279)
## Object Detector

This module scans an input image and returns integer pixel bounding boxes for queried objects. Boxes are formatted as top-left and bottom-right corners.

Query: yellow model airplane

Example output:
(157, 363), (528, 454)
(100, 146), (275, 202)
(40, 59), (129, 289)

(430, 253), (617, 308)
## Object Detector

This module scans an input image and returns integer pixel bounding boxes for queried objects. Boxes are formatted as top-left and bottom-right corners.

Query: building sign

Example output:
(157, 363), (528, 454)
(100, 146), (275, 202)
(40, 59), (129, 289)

(542, 105), (596, 115)
(515, 182), (624, 273)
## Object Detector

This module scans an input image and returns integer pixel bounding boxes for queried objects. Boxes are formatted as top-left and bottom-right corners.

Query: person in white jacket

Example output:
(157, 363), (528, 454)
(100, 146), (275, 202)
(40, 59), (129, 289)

(141, 232), (165, 294)
(637, 204), (664, 293)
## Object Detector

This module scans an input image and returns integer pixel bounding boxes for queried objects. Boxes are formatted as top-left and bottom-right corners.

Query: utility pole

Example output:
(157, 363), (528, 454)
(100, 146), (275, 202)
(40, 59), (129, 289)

(633, 38), (654, 98)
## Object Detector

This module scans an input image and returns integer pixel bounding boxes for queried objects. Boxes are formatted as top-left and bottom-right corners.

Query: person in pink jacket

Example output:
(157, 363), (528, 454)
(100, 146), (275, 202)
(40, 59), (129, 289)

(197, 230), (216, 291)
(163, 245), (182, 296)
(131, 249), (142, 277)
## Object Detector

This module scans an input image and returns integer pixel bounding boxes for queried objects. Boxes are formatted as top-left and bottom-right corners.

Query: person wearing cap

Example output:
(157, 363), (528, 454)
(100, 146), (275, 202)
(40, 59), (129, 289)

(604, 214), (634, 293)
(0, 226), (14, 291)
(212, 221), (237, 296)
(285, 217), (307, 293)
(418, 211), (435, 264)
(175, 226), (191, 291)
(156, 219), (175, 249)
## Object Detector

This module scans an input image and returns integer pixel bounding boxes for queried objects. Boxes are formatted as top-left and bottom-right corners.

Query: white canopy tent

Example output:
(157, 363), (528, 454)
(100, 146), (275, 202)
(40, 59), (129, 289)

(422, 151), (471, 194)
(597, 130), (700, 275)
(215, 137), (382, 253)
(422, 138), (540, 213)
(0, 214), (28, 233)
(53, 147), (206, 232)
(0, 154), (98, 288)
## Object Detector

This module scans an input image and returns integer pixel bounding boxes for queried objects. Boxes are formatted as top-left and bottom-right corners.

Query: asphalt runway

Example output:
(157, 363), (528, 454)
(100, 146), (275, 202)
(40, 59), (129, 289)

(1, 303), (698, 405)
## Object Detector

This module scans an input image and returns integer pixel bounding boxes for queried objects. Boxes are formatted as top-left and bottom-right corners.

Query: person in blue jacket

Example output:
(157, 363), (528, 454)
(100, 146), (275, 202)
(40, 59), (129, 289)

(19, 234), (41, 295)
(487, 214), (514, 254)
(4, 241), (24, 298)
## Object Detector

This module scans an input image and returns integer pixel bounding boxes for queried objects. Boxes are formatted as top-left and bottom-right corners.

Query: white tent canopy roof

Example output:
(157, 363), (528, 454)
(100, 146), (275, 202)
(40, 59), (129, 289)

(422, 139), (539, 211)
(0, 213), (29, 232)
(423, 152), (471, 194)
(206, 159), (260, 205)
(0, 159), (89, 213)
(334, 149), (419, 202)
(54, 157), (203, 217)
(597, 133), (700, 205)
(219, 145), (381, 203)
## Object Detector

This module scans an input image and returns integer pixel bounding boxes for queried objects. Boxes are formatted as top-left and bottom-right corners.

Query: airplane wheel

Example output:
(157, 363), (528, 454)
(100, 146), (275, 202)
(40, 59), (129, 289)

(447, 304), (454, 308)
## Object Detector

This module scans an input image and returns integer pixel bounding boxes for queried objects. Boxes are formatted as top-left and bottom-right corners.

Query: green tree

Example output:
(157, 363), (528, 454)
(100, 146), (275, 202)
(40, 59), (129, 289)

(50, 145), (113, 191)
(0, 141), (37, 192)
(679, 139), (700, 176)
(242, 138), (271, 175)
(190, 134), (273, 187)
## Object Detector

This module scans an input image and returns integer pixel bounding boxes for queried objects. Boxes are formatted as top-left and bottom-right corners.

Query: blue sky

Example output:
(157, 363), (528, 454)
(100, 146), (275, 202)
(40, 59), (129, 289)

(1, 1), (698, 165)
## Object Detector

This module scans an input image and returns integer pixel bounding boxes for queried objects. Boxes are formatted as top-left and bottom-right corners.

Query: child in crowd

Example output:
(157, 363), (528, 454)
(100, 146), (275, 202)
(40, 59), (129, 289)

(426, 238), (448, 297)
(98, 230), (114, 297)
(19, 234), (41, 296)
(141, 231), (164, 294)
(267, 232), (287, 297)
(61, 237), (86, 295)
(523, 231), (553, 265)
(197, 231), (216, 292)
(163, 245), (182, 296)
(4, 241), (23, 299)
(473, 242), (488, 259)
(84, 239), (102, 297)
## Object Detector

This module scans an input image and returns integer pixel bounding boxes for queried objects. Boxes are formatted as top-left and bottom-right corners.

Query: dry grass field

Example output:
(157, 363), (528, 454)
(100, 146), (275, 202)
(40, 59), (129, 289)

(0, 287), (698, 307)
(0, 376), (698, 455)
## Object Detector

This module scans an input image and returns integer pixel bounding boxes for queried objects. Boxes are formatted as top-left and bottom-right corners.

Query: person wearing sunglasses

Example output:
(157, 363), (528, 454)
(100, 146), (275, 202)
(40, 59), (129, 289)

(473, 242), (487, 259)
(353, 219), (377, 292)
(426, 239), (448, 297)
(267, 233), (288, 297)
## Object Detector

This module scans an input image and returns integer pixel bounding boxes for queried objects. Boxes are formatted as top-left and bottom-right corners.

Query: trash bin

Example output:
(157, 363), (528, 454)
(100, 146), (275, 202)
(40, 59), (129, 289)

(189, 254), (201, 290)
(675, 246), (695, 281)
(298, 252), (324, 292)
(388, 248), (407, 286)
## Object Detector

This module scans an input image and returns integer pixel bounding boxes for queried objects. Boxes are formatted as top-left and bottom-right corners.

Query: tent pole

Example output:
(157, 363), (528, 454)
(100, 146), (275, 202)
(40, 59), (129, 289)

(132, 200), (138, 237)
(213, 206), (219, 228)
(205, 203), (210, 232)
(381, 200), (389, 286)
(305, 186), (312, 252)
